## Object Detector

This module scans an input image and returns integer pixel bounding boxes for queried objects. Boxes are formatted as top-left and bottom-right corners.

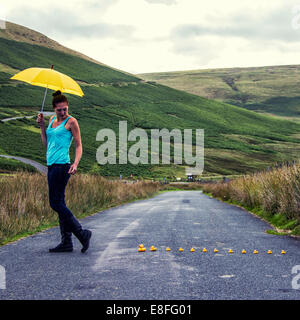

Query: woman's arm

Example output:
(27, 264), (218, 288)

(37, 113), (48, 149)
(68, 118), (82, 175)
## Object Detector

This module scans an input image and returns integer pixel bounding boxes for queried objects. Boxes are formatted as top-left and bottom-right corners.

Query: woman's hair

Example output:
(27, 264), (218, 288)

(52, 90), (68, 108)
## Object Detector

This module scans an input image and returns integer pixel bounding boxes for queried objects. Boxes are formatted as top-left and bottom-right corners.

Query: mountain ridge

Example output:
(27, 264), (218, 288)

(137, 64), (300, 119)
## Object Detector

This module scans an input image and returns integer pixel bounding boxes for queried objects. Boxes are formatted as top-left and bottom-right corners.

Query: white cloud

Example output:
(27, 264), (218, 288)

(7, 5), (136, 40)
(2, 0), (300, 73)
(144, 0), (177, 5)
(170, 6), (298, 43)
(0, 4), (6, 19)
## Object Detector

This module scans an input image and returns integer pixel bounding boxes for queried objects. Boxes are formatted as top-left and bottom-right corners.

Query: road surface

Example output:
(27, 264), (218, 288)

(0, 191), (300, 299)
(1, 112), (55, 122)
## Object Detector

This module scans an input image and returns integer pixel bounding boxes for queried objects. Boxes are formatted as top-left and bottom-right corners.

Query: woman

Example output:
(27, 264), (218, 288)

(37, 90), (92, 253)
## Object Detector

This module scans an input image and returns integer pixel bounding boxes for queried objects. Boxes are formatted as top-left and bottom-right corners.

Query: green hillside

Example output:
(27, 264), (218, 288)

(1, 25), (300, 178)
(137, 65), (300, 120)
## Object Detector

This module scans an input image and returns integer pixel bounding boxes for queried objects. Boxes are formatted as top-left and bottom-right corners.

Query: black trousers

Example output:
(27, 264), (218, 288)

(47, 163), (82, 235)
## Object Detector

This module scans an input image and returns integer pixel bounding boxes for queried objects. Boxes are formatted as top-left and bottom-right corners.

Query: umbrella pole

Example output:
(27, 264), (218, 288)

(40, 87), (48, 113)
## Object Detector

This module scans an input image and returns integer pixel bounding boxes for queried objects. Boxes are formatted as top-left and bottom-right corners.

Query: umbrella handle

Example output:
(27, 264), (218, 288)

(40, 65), (53, 112)
(40, 87), (48, 113)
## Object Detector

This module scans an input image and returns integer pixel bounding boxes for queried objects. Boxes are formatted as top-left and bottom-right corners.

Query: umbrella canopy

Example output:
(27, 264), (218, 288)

(10, 65), (84, 112)
(10, 67), (84, 97)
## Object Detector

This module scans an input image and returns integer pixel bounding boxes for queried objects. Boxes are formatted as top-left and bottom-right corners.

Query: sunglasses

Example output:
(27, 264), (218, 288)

(56, 108), (67, 112)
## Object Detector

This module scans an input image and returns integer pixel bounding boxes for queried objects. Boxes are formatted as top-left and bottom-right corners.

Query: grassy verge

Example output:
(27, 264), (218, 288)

(200, 163), (300, 237)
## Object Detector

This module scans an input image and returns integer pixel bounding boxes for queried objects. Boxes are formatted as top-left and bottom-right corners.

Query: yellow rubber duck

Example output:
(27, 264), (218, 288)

(190, 248), (195, 252)
(267, 250), (272, 254)
(150, 246), (157, 251)
(202, 248), (207, 253)
(179, 248), (184, 252)
(241, 249), (246, 254)
(281, 250), (286, 254)
(138, 247), (146, 252)
(228, 249), (233, 253)
(253, 250), (258, 254)
(214, 248), (219, 253)
(166, 247), (171, 251)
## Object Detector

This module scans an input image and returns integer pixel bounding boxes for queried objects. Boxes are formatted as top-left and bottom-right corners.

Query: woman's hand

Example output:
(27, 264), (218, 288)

(68, 163), (78, 175)
(37, 113), (45, 127)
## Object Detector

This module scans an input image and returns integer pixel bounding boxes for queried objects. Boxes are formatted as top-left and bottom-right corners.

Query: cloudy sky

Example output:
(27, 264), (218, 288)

(1, 0), (300, 74)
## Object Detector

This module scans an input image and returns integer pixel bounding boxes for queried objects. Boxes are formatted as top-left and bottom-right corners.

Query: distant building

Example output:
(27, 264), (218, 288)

(186, 174), (198, 182)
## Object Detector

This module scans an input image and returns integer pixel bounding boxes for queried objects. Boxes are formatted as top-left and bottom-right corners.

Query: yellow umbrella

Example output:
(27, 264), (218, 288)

(10, 65), (84, 112)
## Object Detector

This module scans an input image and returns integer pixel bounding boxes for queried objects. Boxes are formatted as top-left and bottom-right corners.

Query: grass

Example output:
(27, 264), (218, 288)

(137, 65), (300, 119)
(1, 77), (300, 177)
(200, 162), (300, 236)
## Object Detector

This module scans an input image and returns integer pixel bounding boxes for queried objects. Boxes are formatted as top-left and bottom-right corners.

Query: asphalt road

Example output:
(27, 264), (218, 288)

(1, 112), (55, 122)
(0, 191), (300, 300)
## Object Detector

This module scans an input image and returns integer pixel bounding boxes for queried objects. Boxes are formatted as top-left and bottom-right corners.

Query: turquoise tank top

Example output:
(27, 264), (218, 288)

(46, 115), (73, 166)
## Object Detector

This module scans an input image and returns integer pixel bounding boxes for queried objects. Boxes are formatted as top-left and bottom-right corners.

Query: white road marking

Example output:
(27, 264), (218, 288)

(92, 218), (141, 271)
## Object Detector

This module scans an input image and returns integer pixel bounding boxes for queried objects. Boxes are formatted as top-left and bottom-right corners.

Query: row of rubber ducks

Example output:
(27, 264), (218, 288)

(138, 244), (286, 254)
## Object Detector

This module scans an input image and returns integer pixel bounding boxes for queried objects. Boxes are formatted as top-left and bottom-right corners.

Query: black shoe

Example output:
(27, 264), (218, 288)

(49, 221), (73, 252)
(59, 221), (73, 246)
(49, 242), (73, 253)
(64, 216), (92, 253)
(74, 229), (92, 253)
(81, 230), (92, 253)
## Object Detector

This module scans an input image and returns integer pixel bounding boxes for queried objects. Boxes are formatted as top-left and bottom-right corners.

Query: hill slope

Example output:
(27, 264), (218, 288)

(1, 24), (300, 178)
(0, 21), (136, 78)
(137, 65), (300, 120)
